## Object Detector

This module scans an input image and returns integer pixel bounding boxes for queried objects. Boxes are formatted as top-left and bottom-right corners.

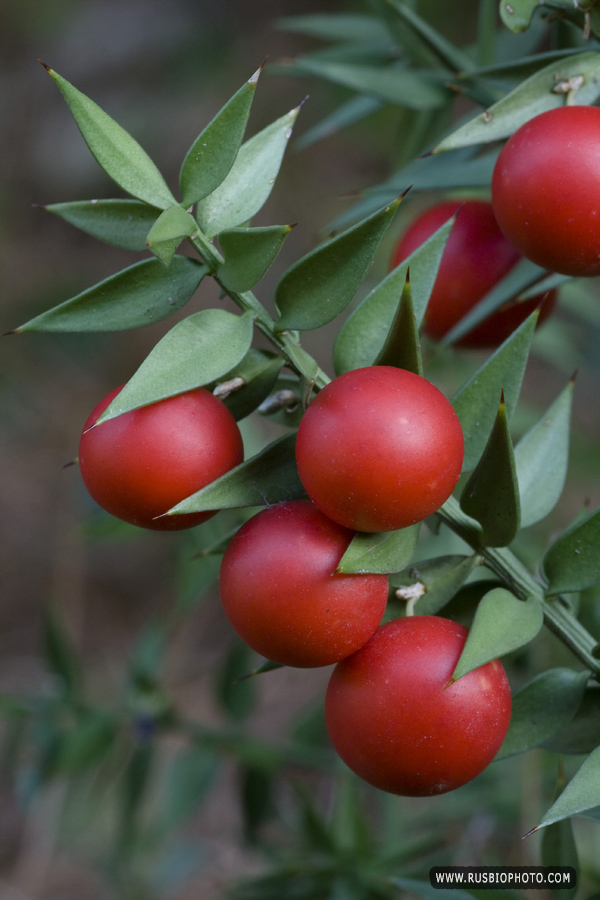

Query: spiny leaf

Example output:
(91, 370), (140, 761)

(164, 432), (306, 518)
(541, 792), (579, 900)
(333, 212), (453, 374)
(295, 94), (383, 150)
(452, 311), (537, 471)
(196, 104), (300, 238)
(451, 588), (543, 682)
(180, 64), (261, 207)
(43, 64), (176, 209)
(145, 205), (199, 266)
(373, 269), (423, 375)
(543, 504), (600, 595)
(12, 257), (207, 333)
(515, 378), (573, 528)
(460, 393), (521, 547)
(383, 0), (476, 74)
(44, 199), (161, 250)
(275, 197), (401, 332)
(329, 146), (499, 233)
(496, 668), (590, 760)
(542, 684), (600, 755)
(441, 257), (547, 347)
(218, 224), (294, 293)
(277, 13), (390, 43)
(337, 524), (420, 575)
(278, 57), (448, 110)
(533, 745), (600, 832)
(434, 51), (600, 152)
(96, 309), (254, 423)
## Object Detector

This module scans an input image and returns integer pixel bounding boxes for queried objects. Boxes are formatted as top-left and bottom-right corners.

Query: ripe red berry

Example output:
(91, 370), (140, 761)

(295, 366), (464, 533)
(391, 200), (556, 347)
(219, 500), (389, 668)
(492, 105), (600, 278)
(79, 385), (244, 530)
(325, 616), (512, 796)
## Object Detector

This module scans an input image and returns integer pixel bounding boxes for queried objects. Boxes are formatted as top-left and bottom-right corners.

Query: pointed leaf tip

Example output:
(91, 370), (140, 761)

(250, 58), (269, 84)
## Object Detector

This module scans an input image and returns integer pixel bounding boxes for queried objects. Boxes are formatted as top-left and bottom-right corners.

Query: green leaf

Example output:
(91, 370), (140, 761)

(535, 746), (600, 831)
(216, 640), (257, 722)
(180, 65), (260, 207)
(163, 746), (217, 832)
(14, 257), (207, 333)
(196, 104), (300, 238)
(515, 379), (573, 528)
(121, 742), (154, 833)
(333, 213), (453, 374)
(97, 309), (254, 423)
(499, 0), (537, 32)
(452, 311), (537, 472)
(389, 555), (481, 616)
(295, 94), (383, 150)
(441, 257), (547, 346)
(542, 684), (600, 755)
(337, 524), (420, 575)
(129, 621), (168, 688)
(275, 198), (401, 332)
(541, 797), (579, 900)
(42, 605), (82, 702)
(373, 270), (423, 375)
(383, 0), (476, 74)
(277, 13), (390, 43)
(434, 51), (600, 152)
(164, 432), (306, 518)
(55, 712), (117, 774)
(145, 205), (198, 266)
(280, 57), (448, 110)
(332, 146), (498, 232)
(210, 349), (285, 422)
(460, 394), (521, 547)
(218, 225), (294, 292)
(44, 199), (161, 250)
(543, 505), (600, 595)
(451, 588), (543, 681)
(45, 65), (176, 209)
(496, 668), (590, 761)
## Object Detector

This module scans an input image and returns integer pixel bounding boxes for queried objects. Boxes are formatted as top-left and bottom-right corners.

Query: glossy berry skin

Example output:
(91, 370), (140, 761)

(391, 200), (556, 347)
(79, 385), (244, 530)
(325, 616), (511, 796)
(492, 105), (600, 278)
(219, 500), (388, 668)
(295, 366), (464, 533)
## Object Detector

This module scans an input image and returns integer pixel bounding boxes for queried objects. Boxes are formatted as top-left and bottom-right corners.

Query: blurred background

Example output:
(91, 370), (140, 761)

(2, 1), (600, 898)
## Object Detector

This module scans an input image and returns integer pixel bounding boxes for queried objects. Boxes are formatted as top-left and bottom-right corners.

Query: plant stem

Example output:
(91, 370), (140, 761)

(189, 229), (600, 679)
(189, 231), (331, 392)
(437, 496), (600, 676)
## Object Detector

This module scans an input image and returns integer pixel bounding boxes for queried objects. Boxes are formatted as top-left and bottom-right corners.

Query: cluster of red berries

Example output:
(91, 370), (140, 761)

(73, 102), (600, 797)
(78, 364), (512, 796)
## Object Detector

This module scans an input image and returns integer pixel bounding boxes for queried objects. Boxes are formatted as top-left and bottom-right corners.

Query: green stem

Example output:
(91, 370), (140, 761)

(438, 496), (600, 676)
(189, 231), (331, 392)
(188, 229), (600, 679)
